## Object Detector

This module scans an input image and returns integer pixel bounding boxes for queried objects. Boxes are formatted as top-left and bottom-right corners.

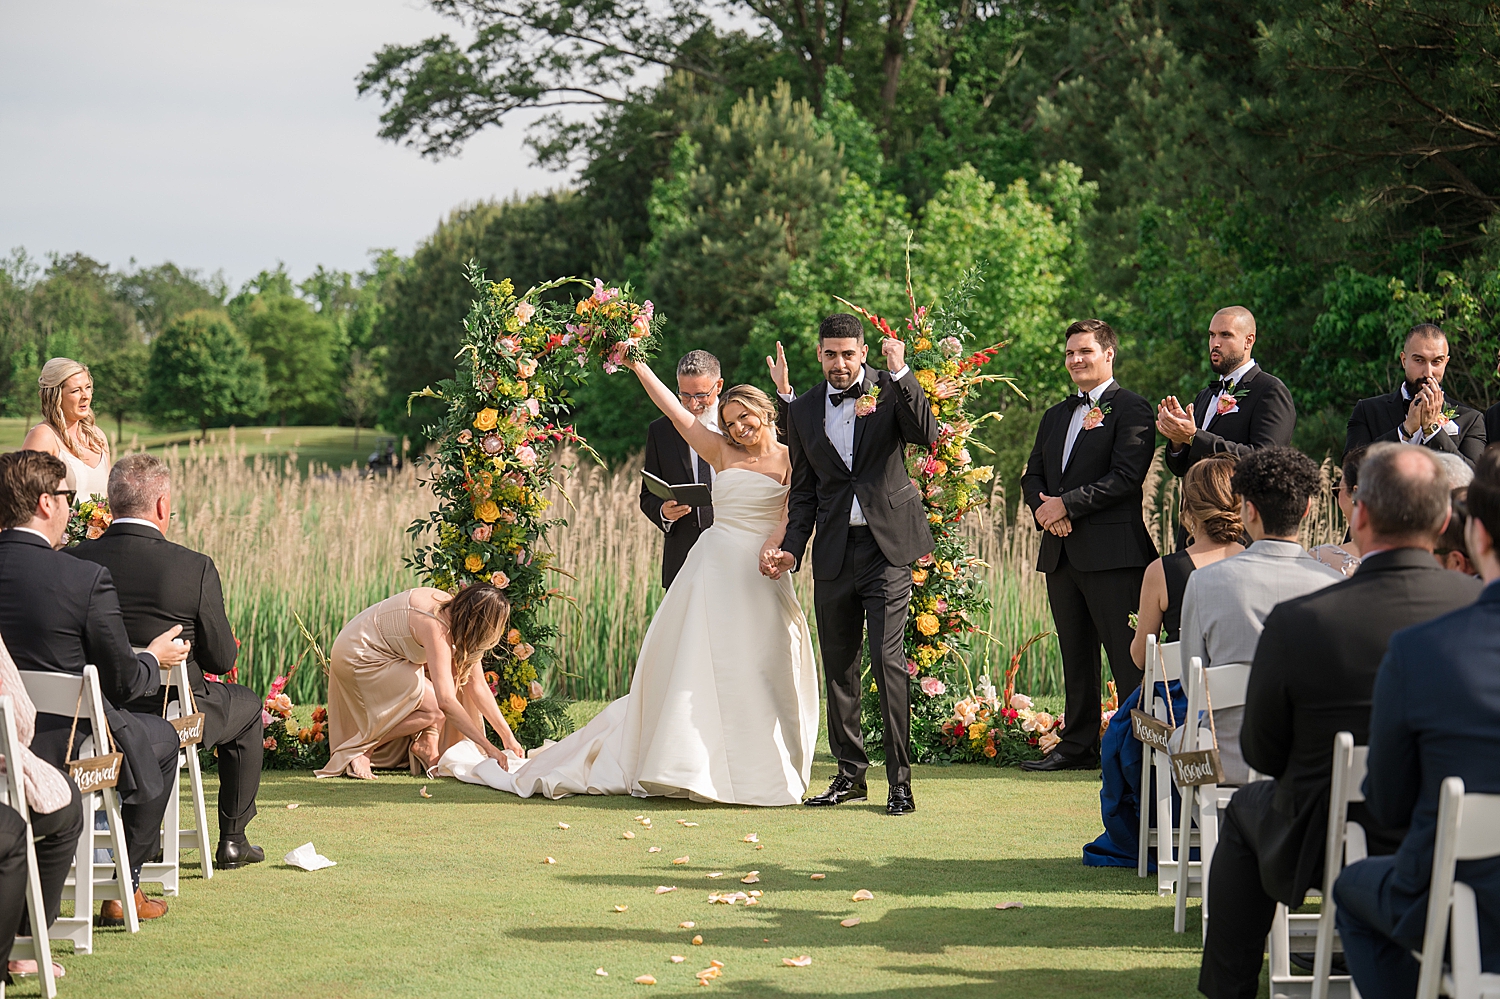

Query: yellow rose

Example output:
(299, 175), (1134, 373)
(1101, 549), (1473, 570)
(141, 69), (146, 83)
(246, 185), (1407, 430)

(473, 408), (499, 431)
(915, 338), (932, 351)
(465, 553), (485, 573)
(915, 369), (938, 392)
(916, 613), (940, 637)
(508, 693), (528, 714)
(474, 500), (501, 523)
(911, 568), (928, 586)
(968, 722), (988, 741)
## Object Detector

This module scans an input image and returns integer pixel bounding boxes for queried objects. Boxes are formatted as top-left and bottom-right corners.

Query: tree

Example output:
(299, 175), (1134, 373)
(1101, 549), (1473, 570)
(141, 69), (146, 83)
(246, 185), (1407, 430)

(145, 311), (268, 436)
(90, 341), (150, 443)
(230, 269), (343, 425)
(342, 347), (387, 451)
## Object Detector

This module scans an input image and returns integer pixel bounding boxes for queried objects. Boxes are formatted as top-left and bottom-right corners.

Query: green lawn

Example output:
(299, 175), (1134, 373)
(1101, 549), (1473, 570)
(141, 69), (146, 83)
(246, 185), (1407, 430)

(13, 748), (1211, 999)
(0, 419), (393, 473)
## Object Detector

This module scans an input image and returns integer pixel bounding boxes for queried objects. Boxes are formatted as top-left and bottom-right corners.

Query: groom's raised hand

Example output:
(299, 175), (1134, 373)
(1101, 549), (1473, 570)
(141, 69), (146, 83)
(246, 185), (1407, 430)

(880, 335), (905, 372)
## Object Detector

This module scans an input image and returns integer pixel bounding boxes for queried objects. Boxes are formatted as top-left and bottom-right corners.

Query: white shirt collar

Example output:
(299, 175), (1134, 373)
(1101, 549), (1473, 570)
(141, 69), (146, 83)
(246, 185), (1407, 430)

(1074, 377), (1114, 404)
(9, 526), (57, 547)
(111, 517), (162, 534)
(1222, 357), (1255, 387)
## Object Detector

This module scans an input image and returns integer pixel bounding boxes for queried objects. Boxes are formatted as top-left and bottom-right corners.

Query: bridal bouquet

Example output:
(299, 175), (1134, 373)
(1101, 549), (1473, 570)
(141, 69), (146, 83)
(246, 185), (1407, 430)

(566, 280), (661, 374)
(64, 495), (111, 546)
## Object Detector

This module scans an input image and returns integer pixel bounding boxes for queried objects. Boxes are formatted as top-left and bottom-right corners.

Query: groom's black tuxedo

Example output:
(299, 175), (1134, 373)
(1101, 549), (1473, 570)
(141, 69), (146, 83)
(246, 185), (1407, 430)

(1022, 381), (1157, 760)
(71, 522), (263, 840)
(784, 363), (938, 790)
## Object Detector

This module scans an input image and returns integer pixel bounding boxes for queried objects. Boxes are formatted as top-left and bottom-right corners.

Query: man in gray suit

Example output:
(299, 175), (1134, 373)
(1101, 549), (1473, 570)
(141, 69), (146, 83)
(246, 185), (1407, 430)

(1179, 447), (1345, 783)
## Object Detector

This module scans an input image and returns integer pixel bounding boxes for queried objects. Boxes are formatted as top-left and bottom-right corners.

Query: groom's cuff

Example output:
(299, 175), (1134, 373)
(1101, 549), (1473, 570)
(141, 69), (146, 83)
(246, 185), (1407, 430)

(890, 365), (910, 381)
(777, 389), (794, 403)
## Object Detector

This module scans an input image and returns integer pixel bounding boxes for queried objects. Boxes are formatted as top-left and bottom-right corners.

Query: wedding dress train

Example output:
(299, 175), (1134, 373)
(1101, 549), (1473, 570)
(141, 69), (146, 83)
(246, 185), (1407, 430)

(440, 468), (819, 806)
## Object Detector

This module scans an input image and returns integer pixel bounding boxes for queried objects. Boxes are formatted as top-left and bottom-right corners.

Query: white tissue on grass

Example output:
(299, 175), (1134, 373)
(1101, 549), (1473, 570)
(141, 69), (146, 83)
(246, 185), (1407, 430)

(284, 842), (336, 871)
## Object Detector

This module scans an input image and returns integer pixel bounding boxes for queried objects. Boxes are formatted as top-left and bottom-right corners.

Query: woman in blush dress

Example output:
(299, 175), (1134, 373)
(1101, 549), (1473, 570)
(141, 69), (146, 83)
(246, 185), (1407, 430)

(318, 583), (526, 780)
(22, 358), (111, 505)
(443, 364), (820, 807)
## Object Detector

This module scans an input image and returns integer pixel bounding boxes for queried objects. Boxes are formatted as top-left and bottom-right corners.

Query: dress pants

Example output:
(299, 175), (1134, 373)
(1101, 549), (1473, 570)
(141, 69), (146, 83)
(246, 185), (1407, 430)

(815, 526), (914, 787)
(1198, 780), (1284, 999)
(163, 681), (263, 841)
(1333, 856), (1422, 999)
(0, 777), (85, 982)
(1045, 550), (1145, 760)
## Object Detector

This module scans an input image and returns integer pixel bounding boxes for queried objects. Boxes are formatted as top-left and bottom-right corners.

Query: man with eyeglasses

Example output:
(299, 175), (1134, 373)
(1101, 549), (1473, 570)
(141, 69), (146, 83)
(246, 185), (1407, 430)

(639, 350), (723, 588)
(0, 449), (189, 925)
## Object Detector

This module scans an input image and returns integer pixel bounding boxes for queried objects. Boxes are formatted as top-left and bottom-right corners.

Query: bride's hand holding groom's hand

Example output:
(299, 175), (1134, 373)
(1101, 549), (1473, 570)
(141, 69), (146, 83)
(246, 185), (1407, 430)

(761, 547), (794, 579)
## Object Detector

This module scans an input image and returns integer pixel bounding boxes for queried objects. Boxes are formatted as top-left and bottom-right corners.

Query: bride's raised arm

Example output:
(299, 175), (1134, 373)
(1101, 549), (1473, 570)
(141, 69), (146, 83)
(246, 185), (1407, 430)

(623, 358), (728, 468)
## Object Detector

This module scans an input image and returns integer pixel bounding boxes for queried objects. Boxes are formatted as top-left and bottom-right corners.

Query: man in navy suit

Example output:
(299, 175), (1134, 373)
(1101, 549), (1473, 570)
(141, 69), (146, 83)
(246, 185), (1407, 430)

(1333, 448), (1500, 998)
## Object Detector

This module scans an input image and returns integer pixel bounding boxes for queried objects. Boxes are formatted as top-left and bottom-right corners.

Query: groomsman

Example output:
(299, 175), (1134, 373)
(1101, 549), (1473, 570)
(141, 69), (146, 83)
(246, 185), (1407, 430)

(1021, 320), (1158, 771)
(1346, 323), (1487, 467)
(1158, 306), (1296, 476)
(1485, 344), (1500, 448)
(639, 350), (722, 588)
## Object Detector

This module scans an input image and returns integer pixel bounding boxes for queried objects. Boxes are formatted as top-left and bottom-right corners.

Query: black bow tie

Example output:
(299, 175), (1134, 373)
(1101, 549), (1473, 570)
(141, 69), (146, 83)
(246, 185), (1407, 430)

(829, 382), (865, 405)
(1211, 378), (1235, 394)
(1067, 393), (1093, 411)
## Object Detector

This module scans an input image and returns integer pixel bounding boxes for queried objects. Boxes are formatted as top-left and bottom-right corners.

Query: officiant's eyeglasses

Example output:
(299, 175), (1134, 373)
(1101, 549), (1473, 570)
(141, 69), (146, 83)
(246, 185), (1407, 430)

(49, 489), (76, 505)
(679, 391), (715, 403)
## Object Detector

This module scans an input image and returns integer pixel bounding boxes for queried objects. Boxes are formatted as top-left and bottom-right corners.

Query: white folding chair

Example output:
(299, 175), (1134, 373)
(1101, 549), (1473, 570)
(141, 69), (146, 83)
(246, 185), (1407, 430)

(1139, 636), (1187, 882)
(138, 661), (213, 894)
(19, 666), (138, 953)
(1264, 731), (1368, 999)
(1173, 659), (1251, 938)
(0, 696), (58, 999)
(1414, 777), (1500, 999)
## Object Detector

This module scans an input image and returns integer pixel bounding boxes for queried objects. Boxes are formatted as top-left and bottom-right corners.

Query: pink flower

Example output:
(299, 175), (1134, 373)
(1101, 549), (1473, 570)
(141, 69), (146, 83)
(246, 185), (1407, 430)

(471, 523), (493, 542)
(261, 710), (274, 727)
(1081, 406), (1105, 431)
(513, 642), (535, 660)
(1216, 393), (1238, 416)
(498, 336), (518, 353)
(263, 736), (277, 751)
(524, 398), (540, 417)
(591, 279), (619, 304)
(516, 548), (531, 564)
(270, 675), (288, 696)
(490, 571), (509, 589)
(517, 358), (538, 378)
(499, 508), (517, 524)
(919, 677), (946, 697)
(514, 301), (536, 325)
(458, 429), (473, 445)
(939, 336), (962, 356)
(514, 444), (538, 467)
(1009, 693), (1033, 711)
(935, 598), (949, 613)
(529, 680), (545, 700)
(854, 394), (877, 418)
(906, 660), (920, 677)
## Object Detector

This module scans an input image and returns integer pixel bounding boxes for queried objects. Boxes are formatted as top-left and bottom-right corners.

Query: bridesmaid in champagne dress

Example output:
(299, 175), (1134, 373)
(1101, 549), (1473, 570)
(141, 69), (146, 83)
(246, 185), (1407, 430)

(318, 584), (525, 779)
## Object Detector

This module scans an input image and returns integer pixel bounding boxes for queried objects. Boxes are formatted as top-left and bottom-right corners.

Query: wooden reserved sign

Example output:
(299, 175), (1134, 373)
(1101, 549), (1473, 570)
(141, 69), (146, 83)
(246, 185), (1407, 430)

(1130, 709), (1172, 751)
(69, 752), (123, 793)
(1170, 748), (1224, 787)
(170, 712), (206, 747)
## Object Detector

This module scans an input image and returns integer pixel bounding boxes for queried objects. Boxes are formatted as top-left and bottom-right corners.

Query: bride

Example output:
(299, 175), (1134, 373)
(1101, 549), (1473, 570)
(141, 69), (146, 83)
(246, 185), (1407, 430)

(442, 361), (819, 806)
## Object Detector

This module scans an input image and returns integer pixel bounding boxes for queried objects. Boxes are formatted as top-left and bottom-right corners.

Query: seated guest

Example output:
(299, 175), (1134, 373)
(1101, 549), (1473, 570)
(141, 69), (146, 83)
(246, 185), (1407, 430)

(1198, 443), (1480, 998)
(1345, 322), (1486, 468)
(0, 450), (188, 924)
(1130, 455), (1244, 668)
(0, 634), (85, 984)
(1333, 446), (1500, 998)
(1179, 446), (1344, 784)
(1311, 446), (1367, 577)
(317, 584), (523, 780)
(1435, 487), (1478, 576)
(69, 454), (265, 869)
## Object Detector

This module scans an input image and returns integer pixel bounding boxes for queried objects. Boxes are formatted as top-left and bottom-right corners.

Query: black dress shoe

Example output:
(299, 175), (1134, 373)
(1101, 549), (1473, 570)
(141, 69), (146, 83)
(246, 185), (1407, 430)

(1020, 751), (1099, 772)
(215, 840), (265, 869)
(886, 783), (916, 815)
(804, 774), (868, 806)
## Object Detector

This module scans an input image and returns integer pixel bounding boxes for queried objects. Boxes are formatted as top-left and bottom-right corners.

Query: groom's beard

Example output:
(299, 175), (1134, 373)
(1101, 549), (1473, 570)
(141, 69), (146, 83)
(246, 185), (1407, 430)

(1404, 377), (1442, 405)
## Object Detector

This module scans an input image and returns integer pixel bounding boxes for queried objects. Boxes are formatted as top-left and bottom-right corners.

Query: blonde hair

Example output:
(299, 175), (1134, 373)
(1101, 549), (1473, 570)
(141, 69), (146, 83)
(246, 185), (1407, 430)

(39, 357), (107, 458)
(440, 583), (512, 687)
(717, 384), (778, 446)
(1181, 455), (1244, 544)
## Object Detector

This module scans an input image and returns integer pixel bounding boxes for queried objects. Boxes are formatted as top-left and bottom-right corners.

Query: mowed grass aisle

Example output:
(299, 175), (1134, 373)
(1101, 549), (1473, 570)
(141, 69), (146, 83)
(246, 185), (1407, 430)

(21, 761), (1206, 999)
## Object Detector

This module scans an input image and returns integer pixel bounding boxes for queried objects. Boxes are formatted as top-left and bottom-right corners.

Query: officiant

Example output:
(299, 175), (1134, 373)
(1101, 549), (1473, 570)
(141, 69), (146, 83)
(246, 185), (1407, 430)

(639, 350), (722, 588)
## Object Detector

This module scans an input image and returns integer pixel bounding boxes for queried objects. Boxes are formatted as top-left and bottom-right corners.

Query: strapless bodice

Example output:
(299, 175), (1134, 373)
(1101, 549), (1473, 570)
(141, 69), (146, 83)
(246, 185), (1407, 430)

(709, 468), (788, 537)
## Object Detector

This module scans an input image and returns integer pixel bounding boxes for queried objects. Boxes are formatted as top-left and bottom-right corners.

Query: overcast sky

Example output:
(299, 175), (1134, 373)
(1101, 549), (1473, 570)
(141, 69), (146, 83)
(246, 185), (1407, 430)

(0, 0), (567, 289)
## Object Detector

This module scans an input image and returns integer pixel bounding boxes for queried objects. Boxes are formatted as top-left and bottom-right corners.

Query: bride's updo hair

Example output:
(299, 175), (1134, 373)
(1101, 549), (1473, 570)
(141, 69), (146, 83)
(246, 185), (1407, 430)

(441, 583), (511, 686)
(718, 385), (778, 446)
(1181, 455), (1243, 544)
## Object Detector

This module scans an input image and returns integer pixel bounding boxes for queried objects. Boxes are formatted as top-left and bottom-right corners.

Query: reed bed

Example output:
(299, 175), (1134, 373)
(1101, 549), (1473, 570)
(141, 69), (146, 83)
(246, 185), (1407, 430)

(167, 439), (1345, 705)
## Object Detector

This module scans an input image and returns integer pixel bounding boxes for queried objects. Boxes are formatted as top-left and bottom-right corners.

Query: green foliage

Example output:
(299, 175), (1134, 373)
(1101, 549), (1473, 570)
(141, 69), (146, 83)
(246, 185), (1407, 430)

(145, 310), (268, 434)
(89, 341), (150, 444)
(230, 269), (343, 425)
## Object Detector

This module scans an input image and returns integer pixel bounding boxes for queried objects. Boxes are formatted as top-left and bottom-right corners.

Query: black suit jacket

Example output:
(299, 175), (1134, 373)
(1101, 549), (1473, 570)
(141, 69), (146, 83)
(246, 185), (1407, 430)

(1021, 383), (1158, 574)
(783, 365), (939, 579)
(1240, 548), (1482, 905)
(1345, 388), (1486, 466)
(1164, 364), (1296, 477)
(69, 522), (238, 698)
(1485, 401), (1500, 450)
(0, 529), (166, 804)
(639, 417), (713, 590)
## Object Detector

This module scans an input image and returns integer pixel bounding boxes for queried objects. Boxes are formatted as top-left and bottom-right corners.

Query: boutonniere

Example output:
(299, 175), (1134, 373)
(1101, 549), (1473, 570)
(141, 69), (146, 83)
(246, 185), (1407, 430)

(1082, 402), (1111, 430)
(854, 384), (881, 417)
(1439, 406), (1461, 435)
(1215, 389), (1241, 417)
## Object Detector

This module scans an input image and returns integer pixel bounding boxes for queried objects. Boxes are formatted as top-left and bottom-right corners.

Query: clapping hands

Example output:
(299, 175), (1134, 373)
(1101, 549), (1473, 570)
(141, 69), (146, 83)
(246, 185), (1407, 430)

(1156, 396), (1196, 446)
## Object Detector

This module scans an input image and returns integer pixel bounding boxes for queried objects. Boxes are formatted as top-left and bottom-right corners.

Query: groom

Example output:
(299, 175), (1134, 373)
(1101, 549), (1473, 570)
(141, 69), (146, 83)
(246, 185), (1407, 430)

(763, 313), (938, 815)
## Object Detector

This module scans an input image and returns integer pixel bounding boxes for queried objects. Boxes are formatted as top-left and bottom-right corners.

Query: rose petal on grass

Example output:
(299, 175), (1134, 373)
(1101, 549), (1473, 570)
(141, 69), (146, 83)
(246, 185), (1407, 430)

(743, 833), (758, 843)
(623, 831), (636, 839)
(755, 844), (764, 850)
(840, 917), (860, 928)
(691, 935), (703, 945)
(809, 874), (826, 881)
(558, 822), (570, 829)
(634, 975), (657, 985)
(655, 886), (677, 894)
(672, 856), (690, 865)
(286, 803), (300, 809)
(683, 822), (698, 827)
(634, 815), (644, 820)
(418, 786), (432, 798)
(710, 960), (725, 969)
(706, 872), (723, 878)
(615, 905), (629, 912)
(852, 889), (874, 901)
(745, 897), (759, 906)
(740, 873), (760, 884)
(679, 921), (695, 928)
(543, 856), (556, 865)
(595, 969), (609, 977)
(782, 956), (812, 967)
(748, 890), (762, 897)
(670, 956), (685, 964)
(648, 847), (662, 853)
(995, 901), (1025, 910)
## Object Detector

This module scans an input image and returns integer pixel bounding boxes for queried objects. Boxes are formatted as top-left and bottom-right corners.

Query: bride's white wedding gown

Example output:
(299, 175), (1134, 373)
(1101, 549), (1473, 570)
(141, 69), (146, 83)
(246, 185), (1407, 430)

(441, 467), (820, 806)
